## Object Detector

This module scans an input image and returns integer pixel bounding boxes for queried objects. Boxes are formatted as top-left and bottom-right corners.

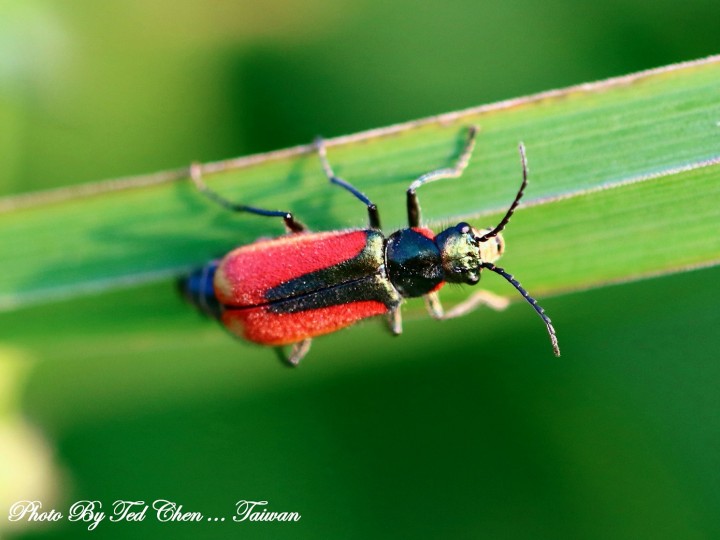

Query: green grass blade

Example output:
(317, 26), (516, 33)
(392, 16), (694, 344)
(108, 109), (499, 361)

(1, 55), (719, 311)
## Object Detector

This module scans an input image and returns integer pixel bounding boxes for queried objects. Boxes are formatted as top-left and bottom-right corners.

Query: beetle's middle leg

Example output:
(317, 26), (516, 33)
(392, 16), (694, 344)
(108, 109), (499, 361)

(424, 290), (509, 320)
(189, 163), (306, 233)
(315, 137), (382, 230)
(385, 307), (403, 336)
(406, 125), (479, 227)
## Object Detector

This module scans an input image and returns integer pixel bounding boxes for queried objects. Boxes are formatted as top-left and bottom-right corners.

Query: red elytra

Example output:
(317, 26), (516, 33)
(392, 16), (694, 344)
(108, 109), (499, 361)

(215, 230), (368, 306)
(214, 229), (419, 345)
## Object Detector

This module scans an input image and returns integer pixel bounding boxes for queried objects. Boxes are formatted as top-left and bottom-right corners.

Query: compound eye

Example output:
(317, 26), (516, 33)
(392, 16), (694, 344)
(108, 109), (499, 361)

(467, 273), (480, 285)
(458, 222), (471, 234)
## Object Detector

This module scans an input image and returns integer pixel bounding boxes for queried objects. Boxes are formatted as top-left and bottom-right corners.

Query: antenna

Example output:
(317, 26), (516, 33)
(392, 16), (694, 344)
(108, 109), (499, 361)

(481, 262), (560, 357)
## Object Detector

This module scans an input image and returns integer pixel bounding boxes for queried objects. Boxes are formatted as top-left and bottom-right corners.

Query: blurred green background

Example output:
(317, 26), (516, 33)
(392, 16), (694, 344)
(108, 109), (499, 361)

(1, 1), (719, 539)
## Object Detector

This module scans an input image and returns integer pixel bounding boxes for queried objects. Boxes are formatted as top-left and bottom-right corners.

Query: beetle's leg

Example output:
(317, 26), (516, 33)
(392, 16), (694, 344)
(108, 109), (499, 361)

(315, 137), (382, 230)
(406, 126), (479, 227)
(189, 163), (306, 233)
(386, 307), (403, 336)
(424, 289), (509, 320)
(276, 339), (313, 367)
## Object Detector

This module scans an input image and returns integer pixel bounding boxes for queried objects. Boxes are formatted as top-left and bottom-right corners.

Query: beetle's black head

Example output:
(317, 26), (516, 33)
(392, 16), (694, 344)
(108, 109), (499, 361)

(435, 222), (505, 285)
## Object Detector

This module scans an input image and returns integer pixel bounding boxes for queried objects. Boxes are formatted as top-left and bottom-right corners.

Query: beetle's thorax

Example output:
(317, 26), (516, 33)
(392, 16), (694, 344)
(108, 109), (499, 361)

(385, 223), (505, 297)
(385, 227), (444, 298)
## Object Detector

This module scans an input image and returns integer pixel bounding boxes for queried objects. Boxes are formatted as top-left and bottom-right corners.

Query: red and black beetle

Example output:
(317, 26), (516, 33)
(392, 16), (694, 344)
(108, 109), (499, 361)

(180, 127), (560, 365)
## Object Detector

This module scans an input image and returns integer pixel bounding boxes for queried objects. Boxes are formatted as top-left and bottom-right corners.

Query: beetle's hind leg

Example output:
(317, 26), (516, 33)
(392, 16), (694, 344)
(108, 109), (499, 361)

(424, 290), (509, 320)
(275, 339), (313, 367)
(315, 138), (382, 230)
(385, 307), (403, 336)
(189, 163), (306, 233)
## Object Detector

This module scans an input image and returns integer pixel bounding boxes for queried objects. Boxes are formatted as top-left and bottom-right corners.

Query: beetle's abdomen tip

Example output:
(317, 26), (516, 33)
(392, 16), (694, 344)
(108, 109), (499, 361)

(178, 262), (221, 320)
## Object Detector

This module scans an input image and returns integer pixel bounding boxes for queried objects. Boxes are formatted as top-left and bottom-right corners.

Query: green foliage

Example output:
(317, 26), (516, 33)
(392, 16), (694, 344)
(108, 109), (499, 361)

(3, 2), (720, 538)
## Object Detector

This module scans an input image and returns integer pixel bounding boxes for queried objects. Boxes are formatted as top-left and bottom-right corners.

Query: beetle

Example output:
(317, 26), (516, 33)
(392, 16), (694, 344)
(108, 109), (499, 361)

(180, 127), (560, 365)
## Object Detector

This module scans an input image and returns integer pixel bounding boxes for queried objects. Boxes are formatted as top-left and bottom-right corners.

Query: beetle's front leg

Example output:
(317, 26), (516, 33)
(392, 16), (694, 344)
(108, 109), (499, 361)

(424, 290), (509, 320)
(386, 308), (403, 336)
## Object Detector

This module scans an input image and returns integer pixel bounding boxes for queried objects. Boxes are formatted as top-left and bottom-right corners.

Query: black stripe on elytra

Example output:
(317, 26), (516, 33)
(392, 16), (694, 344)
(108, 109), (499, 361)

(223, 273), (400, 314)
(269, 274), (398, 314)
(264, 230), (386, 303)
